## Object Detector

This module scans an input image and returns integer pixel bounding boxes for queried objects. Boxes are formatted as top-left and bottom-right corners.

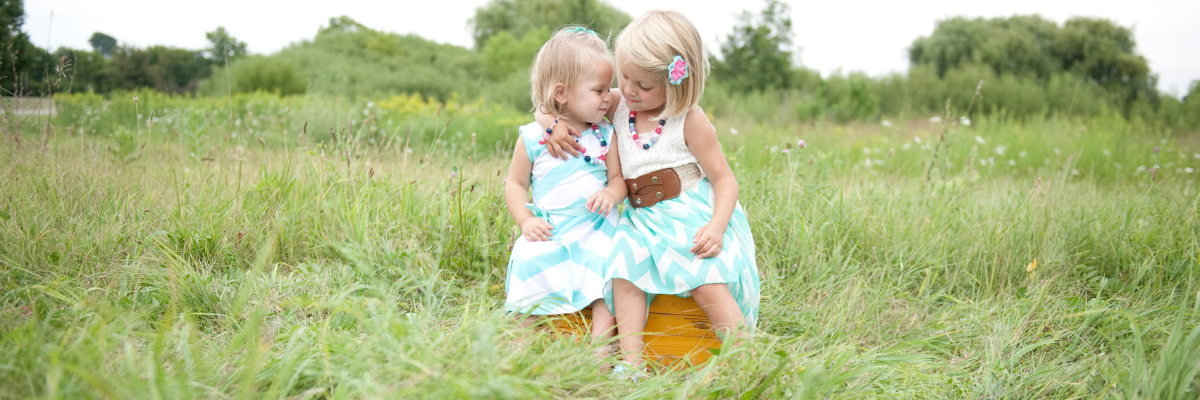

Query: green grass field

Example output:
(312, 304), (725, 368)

(1, 94), (1198, 398)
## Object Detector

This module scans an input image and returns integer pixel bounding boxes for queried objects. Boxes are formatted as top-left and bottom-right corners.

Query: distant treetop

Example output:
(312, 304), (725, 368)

(469, 0), (632, 50)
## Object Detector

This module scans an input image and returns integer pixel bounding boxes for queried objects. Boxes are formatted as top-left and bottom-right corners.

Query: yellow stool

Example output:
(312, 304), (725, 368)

(553, 295), (719, 367)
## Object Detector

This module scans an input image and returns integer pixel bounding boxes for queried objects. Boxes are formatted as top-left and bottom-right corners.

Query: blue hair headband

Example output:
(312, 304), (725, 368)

(566, 26), (598, 36)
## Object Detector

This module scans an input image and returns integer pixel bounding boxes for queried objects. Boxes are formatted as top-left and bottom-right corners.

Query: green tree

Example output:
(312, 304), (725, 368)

(482, 27), (549, 81)
(205, 27), (247, 65)
(0, 0), (39, 93)
(230, 56), (306, 95)
(908, 16), (1154, 105)
(49, 47), (113, 93)
(88, 32), (117, 58)
(109, 45), (211, 93)
(1054, 17), (1153, 103)
(714, 0), (796, 92)
(468, 0), (631, 50)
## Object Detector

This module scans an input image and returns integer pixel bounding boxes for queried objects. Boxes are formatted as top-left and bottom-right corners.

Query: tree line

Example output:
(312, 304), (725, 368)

(3, 0), (1197, 129)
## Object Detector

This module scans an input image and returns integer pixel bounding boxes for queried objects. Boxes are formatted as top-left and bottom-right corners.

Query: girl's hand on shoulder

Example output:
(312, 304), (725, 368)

(522, 218), (554, 241)
(586, 191), (618, 215)
(544, 121), (583, 159)
(690, 223), (725, 259)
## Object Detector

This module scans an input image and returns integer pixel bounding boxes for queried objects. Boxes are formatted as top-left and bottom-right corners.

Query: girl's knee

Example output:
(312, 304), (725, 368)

(690, 283), (731, 299)
(612, 278), (643, 295)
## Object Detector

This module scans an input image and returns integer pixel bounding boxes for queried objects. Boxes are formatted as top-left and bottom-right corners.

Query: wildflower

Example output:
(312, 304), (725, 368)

(1026, 258), (1038, 273)
(975, 136), (986, 145)
(913, 136), (922, 144)
(929, 116), (942, 123)
(1186, 168), (1195, 173)
(960, 117), (971, 126)
(882, 120), (893, 128)
(450, 171), (459, 180)
(133, 95), (139, 103)
(1102, 149), (1111, 157)
(995, 146), (1006, 156)
(1154, 147), (1159, 154)
(1008, 159), (1016, 166)
(1019, 151), (1027, 158)
(797, 139), (806, 149)
(730, 128), (738, 135)
(782, 149), (790, 154)
(367, 101), (374, 108)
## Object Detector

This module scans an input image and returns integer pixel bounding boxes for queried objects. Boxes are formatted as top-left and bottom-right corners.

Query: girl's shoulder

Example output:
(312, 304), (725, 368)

(680, 106), (715, 138)
(519, 121), (547, 141)
(518, 121), (548, 162)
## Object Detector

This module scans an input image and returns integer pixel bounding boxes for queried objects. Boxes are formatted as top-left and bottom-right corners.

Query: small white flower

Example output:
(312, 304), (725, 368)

(929, 116), (942, 123)
(1054, 148), (1061, 155)
(1018, 151), (1027, 158)
(1008, 159), (1016, 166)
(1102, 149), (1111, 157)
(1187, 168), (1196, 173)
(901, 143), (912, 150)
(1135, 165), (1147, 173)
(975, 136), (986, 145)
(1194, 153), (1199, 159)
(367, 101), (374, 108)
(882, 120), (893, 127)
(1071, 169), (1080, 176)
(730, 128), (739, 135)
(960, 117), (971, 126)
(1114, 163), (1122, 169)
(913, 136), (922, 144)
(995, 146), (1006, 156)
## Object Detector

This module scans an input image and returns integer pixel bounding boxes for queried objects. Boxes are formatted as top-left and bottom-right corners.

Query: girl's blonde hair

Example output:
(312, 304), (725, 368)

(530, 27), (613, 116)
(615, 10), (708, 119)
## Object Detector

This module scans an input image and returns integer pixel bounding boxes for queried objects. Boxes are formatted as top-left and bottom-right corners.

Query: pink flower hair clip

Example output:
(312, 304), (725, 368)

(668, 55), (689, 85)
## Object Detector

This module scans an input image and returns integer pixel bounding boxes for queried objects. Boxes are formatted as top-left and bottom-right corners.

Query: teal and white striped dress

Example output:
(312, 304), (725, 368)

(505, 120), (618, 315)
(605, 99), (760, 328)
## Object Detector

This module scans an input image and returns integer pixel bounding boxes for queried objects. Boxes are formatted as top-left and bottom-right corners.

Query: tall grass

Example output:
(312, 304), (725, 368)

(1, 93), (1198, 398)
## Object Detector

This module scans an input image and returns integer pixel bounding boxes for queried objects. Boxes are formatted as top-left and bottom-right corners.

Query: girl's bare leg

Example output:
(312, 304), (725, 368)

(590, 299), (617, 342)
(590, 299), (618, 372)
(689, 283), (747, 344)
(612, 278), (648, 366)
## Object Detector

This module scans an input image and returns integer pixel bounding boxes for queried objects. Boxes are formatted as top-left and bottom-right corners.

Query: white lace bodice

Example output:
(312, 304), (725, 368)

(614, 97), (701, 179)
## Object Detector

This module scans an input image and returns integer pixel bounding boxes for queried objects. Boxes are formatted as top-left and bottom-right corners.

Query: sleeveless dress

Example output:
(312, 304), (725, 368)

(504, 119), (619, 315)
(605, 98), (761, 328)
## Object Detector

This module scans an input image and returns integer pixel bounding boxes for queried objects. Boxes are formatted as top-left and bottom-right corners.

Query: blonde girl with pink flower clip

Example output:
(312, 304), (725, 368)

(538, 10), (760, 370)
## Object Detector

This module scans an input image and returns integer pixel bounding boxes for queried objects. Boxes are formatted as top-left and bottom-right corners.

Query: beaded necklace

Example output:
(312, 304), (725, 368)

(628, 110), (667, 150)
(538, 118), (609, 165)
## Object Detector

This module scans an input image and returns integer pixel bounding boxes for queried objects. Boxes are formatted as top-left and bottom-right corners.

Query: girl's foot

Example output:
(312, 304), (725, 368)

(610, 361), (648, 382)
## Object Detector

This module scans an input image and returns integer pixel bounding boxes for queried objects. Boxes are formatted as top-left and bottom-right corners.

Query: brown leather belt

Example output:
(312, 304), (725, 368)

(626, 168), (682, 208)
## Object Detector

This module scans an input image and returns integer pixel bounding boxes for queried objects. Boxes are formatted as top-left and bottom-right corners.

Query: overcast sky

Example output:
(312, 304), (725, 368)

(25, 0), (1200, 96)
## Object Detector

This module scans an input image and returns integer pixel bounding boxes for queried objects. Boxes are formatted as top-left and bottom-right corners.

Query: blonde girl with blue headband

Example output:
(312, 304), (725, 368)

(503, 27), (626, 348)
(539, 10), (760, 371)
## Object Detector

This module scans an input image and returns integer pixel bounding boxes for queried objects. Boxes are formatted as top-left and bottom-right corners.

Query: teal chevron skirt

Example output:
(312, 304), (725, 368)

(604, 178), (760, 328)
